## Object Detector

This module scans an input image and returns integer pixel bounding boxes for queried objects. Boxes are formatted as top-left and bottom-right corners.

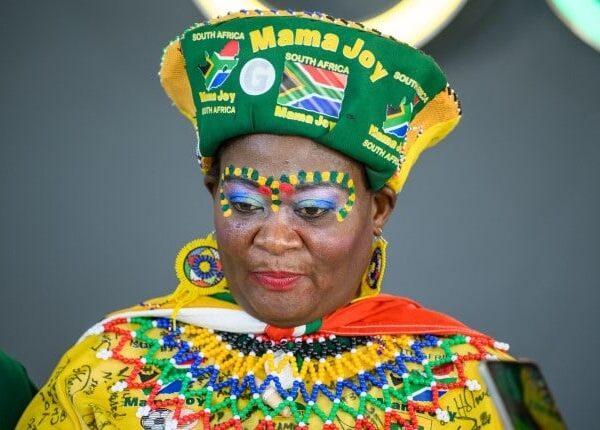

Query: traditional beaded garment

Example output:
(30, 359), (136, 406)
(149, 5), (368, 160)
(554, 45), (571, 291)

(94, 316), (506, 430)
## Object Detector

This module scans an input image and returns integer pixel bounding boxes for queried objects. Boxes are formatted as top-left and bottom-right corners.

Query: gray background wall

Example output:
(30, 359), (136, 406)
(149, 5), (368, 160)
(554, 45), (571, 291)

(1, 0), (598, 427)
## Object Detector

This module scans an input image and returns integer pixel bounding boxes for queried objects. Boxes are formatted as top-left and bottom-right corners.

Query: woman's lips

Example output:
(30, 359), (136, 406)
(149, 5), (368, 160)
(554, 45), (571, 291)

(250, 271), (304, 291)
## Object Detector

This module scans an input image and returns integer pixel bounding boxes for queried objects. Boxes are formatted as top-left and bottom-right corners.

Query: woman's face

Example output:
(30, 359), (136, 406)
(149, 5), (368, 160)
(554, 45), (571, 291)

(209, 134), (394, 327)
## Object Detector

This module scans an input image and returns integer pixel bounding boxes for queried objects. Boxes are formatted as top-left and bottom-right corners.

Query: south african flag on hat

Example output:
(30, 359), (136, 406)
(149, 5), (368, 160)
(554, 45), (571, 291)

(382, 97), (414, 139)
(277, 61), (348, 119)
(200, 40), (240, 91)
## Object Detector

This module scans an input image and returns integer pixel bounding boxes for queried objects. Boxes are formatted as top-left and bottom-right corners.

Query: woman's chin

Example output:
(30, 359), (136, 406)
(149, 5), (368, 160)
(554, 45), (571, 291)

(252, 299), (316, 327)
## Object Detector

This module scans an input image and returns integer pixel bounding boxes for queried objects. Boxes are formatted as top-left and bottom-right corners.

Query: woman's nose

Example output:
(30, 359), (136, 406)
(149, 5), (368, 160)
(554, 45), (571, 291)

(253, 211), (302, 255)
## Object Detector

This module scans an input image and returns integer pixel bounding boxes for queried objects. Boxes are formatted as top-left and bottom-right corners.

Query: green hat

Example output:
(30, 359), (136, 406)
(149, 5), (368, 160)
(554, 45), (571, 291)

(160, 10), (461, 192)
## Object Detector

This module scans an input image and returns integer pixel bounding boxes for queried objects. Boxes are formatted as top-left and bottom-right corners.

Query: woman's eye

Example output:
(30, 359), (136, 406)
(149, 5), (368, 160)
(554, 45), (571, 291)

(226, 192), (265, 214)
(294, 198), (337, 219)
(231, 201), (263, 213)
(295, 206), (329, 218)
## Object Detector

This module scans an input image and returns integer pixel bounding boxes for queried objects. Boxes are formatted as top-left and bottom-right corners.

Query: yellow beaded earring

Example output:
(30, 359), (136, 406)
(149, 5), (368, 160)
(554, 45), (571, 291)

(354, 231), (388, 302)
(170, 232), (229, 315)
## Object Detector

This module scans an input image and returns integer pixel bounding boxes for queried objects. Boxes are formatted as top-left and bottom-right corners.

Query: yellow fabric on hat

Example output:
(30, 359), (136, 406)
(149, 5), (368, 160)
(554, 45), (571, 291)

(386, 87), (461, 193)
(160, 39), (196, 124)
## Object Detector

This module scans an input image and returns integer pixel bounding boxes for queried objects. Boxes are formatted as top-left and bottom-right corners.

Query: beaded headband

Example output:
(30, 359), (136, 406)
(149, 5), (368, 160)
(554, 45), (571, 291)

(160, 10), (462, 193)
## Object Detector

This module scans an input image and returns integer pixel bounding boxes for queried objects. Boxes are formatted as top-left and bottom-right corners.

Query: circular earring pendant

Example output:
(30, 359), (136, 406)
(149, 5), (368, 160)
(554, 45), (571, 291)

(175, 233), (228, 295)
(185, 246), (224, 287)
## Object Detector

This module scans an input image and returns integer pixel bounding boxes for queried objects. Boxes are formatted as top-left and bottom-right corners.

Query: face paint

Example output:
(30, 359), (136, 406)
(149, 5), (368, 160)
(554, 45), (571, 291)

(222, 180), (269, 216)
(219, 165), (356, 221)
(292, 186), (343, 219)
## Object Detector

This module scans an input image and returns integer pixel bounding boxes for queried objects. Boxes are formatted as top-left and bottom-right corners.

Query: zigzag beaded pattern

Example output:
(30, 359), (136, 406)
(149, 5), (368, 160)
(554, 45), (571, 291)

(97, 317), (496, 430)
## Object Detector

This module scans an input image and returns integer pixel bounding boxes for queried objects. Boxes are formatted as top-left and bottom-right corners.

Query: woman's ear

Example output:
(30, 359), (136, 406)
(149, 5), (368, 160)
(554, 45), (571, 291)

(371, 186), (397, 234)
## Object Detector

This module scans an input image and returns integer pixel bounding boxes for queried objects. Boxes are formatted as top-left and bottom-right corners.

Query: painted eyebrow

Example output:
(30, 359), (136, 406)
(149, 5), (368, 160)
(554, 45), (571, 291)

(223, 176), (347, 192)
(222, 176), (259, 189)
(291, 183), (346, 192)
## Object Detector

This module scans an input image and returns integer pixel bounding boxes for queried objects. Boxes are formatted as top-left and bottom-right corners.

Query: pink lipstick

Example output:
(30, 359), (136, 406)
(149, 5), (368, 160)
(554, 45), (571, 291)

(250, 271), (303, 291)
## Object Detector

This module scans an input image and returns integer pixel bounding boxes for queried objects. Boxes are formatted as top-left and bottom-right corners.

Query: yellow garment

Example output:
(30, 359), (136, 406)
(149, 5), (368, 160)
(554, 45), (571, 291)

(18, 315), (512, 430)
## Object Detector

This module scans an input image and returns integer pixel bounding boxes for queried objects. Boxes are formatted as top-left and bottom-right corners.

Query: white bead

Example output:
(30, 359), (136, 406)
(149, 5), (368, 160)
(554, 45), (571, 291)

(466, 379), (482, 391)
(96, 349), (112, 360)
(494, 341), (510, 351)
(435, 408), (450, 422)
(111, 381), (127, 392)
(136, 405), (151, 417)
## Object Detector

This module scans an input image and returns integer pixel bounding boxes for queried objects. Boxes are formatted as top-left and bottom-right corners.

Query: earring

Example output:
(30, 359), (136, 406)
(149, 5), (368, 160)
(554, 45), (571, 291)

(355, 234), (387, 301)
(170, 232), (229, 313)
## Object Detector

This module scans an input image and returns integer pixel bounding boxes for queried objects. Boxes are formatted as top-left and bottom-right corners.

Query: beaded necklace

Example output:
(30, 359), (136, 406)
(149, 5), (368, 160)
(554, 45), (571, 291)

(96, 316), (502, 430)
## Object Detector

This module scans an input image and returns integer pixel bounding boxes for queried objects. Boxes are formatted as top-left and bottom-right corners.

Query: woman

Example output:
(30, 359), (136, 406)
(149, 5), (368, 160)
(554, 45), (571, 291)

(18, 10), (512, 430)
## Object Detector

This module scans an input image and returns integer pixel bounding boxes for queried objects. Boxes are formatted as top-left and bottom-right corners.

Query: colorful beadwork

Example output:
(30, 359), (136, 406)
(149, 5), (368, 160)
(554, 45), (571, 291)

(96, 316), (501, 430)
(170, 234), (230, 320)
(365, 237), (387, 291)
(175, 235), (227, 293)
(219, 166), (356, 222)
